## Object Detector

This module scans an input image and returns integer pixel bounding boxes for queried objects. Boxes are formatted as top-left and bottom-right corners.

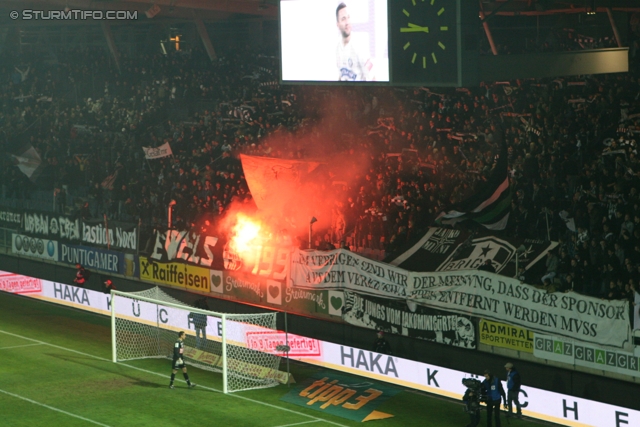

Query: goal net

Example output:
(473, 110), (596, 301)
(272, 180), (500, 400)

(110, 287), (282, 393)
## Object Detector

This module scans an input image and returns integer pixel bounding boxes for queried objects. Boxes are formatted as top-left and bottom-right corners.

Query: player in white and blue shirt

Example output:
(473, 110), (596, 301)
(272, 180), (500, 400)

(336, 3), (372, 81)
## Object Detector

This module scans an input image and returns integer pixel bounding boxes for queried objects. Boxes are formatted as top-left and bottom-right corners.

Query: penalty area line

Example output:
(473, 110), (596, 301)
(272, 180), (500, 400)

(0, 343), (43, 350)
(0, 329), (350, 427)
(0, 388), (113, 427)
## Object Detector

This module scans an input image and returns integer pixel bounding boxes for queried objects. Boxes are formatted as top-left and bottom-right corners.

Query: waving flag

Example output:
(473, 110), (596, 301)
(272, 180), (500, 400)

(142, 142), (173, 160)
(10, 143), (45, 183)
(386, 226), (558, 277)
(436, 143), (512, 230)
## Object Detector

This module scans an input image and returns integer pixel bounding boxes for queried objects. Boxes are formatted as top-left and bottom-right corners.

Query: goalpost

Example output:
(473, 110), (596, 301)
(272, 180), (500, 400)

(110, 287), (282, 393)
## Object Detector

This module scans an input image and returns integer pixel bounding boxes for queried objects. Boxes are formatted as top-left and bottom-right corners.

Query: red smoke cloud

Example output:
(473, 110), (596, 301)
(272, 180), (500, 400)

(236, 89), (374, 246)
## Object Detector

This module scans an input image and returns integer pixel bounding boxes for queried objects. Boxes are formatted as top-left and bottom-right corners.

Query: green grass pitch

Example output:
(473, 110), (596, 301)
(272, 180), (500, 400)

(0, 291), (554, 427)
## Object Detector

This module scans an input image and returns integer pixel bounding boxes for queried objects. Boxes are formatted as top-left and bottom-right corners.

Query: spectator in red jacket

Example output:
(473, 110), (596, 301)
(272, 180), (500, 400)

(73, 264), (87, 286)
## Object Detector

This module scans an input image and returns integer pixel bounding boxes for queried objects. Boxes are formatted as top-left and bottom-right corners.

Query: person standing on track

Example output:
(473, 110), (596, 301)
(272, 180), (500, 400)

(504, 362), (523, 418)
(482, 369), (506, 427)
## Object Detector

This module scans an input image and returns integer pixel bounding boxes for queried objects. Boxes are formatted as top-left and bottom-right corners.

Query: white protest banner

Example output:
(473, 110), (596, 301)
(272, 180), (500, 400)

(291, 248), (409, 299)
(408, 270), (629, 348)
(142, 142), (173, 159)
(291, 249), (630, 348)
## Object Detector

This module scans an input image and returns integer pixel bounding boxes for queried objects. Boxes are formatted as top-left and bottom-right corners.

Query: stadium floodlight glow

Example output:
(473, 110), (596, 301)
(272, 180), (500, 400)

(110, 287), (281, 393)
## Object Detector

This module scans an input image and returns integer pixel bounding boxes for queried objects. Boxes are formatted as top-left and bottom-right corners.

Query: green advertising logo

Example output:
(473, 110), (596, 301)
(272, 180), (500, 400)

(210, 270), (224, 295)
(554, 340), (564, 354)
(327, 291), (344, 317)
(211, 274), (222, 288)
(269, 283), (280, 299)
(535, 335), (640, 376)
(280, 372), (399, 422)
(266, 279), (282, 305)
(331, 295), (343, 311)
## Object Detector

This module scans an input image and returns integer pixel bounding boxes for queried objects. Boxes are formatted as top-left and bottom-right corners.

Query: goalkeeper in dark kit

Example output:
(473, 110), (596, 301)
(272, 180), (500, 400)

(169, 331), (196, 389)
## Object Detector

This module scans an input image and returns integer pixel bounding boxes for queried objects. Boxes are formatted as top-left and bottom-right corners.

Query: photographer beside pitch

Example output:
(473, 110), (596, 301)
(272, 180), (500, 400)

(462, 383), (482, 427)
(483, 370), (506, 427)
(504, 362), (523, 418)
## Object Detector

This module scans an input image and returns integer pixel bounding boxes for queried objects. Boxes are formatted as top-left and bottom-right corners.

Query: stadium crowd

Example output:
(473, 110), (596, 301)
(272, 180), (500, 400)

(2, 40), (640, 305)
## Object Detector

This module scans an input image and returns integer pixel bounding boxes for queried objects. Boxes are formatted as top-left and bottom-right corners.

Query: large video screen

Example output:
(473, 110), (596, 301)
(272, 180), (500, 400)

(280, 0), (389, 83)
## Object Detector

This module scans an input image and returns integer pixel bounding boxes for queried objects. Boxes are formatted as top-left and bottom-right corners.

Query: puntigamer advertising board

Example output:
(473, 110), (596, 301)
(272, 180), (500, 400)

(59, 242), (125, 275)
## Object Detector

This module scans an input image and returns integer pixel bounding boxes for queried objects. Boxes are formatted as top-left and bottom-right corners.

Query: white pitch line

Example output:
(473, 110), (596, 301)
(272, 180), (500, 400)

(0, 329), (350, 427)
(0, 343), (43, 350)
(273, 420), (322, 427)
(0, 388), (113, 427)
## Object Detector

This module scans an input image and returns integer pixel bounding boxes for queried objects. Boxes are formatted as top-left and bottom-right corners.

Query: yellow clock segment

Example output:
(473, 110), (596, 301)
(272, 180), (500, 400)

(401, 0), (450, 68)
(391, 0), (459, 85)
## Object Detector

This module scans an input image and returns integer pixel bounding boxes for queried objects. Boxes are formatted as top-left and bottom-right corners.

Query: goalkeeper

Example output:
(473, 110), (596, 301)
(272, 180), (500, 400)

(169, 331), (196, 389)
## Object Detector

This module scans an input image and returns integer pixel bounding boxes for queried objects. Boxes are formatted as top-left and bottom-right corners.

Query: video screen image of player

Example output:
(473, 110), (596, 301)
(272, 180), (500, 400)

(280, 0), (389, 82)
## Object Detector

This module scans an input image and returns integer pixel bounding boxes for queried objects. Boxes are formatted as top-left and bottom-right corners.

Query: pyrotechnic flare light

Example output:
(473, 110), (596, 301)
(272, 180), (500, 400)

(230, 213), (262, 254)
(225, 212), (285, 271)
